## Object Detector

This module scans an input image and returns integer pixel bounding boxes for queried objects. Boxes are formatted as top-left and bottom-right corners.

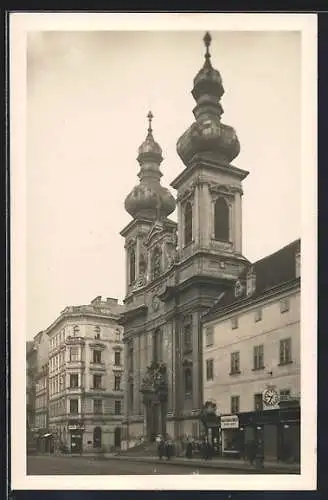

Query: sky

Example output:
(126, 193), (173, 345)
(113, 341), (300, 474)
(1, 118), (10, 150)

(26, 30), (301, 339)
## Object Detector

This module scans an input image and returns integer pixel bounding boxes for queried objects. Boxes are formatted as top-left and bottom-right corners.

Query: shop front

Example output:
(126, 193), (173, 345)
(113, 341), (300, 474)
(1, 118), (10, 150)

(68, 422), (84, 454)
(238, 405), (300, 463)
(220, 415), (243, 458)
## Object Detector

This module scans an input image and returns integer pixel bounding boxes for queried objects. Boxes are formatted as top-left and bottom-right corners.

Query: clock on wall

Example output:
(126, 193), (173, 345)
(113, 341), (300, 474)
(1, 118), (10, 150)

(262, 387), (280, 408)
(152, 295), (160, 312)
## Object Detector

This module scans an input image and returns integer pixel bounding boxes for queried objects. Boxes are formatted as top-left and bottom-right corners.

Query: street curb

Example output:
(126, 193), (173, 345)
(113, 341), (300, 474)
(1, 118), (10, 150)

(96, 455), (301, 474)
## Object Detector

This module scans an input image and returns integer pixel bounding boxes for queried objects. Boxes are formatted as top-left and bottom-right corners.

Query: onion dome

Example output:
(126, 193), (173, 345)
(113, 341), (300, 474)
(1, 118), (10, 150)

(125, 112), (176, 220)
(177, 32), (240, 166)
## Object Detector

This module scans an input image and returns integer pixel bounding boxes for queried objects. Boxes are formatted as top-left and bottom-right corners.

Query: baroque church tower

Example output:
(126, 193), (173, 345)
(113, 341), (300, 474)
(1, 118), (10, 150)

(120, 33), (249, 444)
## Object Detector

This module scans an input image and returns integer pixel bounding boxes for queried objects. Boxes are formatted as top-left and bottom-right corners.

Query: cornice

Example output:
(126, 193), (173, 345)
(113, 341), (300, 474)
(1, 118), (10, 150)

(202, 277), (301, 324)
(171, 159), (249, 190)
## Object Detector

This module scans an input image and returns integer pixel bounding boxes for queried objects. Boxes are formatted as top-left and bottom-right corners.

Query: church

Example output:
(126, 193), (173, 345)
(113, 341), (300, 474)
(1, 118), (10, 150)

(119, 31), (260, 444)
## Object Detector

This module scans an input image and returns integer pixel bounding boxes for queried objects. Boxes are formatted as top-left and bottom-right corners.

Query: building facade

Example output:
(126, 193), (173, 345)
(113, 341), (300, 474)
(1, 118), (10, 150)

(46, 296), (124, 453)
(120, 33), (250, 444)
(202, 240), (301, 462)
(33, 330), (50, 452)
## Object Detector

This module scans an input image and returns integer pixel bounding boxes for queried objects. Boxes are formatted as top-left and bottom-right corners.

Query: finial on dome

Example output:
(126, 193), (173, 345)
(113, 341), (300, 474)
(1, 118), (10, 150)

(147, 110), (154, 135)
(203, 31), (212, 62)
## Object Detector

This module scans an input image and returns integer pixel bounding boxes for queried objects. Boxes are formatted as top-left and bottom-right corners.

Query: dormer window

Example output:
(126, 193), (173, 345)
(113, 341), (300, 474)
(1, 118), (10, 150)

(295, 250), (301, 278)
(234, 280), (243, 298)
(246, 268), (256, 296)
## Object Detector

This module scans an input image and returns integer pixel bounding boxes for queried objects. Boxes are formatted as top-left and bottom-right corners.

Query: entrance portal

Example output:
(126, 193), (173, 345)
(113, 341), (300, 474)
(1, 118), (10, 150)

(114, 427), (121, 448)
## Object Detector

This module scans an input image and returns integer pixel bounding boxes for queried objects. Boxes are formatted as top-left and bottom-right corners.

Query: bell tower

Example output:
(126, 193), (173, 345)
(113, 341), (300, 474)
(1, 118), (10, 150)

(172, 32), (248, 269)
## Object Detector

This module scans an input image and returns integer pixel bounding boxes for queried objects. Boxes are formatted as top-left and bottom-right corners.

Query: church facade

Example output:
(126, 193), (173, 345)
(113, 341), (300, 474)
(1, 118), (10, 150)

(119, 32), (251, 444)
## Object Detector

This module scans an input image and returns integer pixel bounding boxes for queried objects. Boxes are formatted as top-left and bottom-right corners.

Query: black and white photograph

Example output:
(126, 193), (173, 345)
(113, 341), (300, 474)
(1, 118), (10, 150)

(10, 12), (317, 490)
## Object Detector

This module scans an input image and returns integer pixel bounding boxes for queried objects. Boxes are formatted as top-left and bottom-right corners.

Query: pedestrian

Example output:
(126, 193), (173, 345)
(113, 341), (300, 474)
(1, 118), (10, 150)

(185, 439), (193, 459)
(255, 439), (264, 469)
(165, 438), (173, 460)
(246, 440), (256, 466)
(157, 435), (164, 460)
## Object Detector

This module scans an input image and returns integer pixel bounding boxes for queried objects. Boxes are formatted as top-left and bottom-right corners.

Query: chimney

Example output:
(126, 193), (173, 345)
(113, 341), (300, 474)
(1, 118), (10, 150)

(106, 297), (118, 306)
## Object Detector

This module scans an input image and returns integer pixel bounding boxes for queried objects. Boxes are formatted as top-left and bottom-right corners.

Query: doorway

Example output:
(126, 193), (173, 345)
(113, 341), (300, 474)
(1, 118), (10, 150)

(93, 426), (102, 448)
(114, 427), (121, 448)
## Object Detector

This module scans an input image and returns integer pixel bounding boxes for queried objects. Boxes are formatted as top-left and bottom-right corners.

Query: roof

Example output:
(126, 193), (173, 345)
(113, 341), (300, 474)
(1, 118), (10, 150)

(203, 238), (300, 321)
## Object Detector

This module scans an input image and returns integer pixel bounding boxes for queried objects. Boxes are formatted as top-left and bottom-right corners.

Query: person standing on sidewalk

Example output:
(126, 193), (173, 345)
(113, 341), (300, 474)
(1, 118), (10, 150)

(157, 435), (165, 460)
(185, 438), (193, 459)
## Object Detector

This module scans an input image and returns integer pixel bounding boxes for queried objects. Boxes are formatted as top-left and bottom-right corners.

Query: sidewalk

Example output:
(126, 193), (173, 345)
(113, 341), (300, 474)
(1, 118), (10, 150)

(108, 454), (300, 474)
(48, 452), (300, 474)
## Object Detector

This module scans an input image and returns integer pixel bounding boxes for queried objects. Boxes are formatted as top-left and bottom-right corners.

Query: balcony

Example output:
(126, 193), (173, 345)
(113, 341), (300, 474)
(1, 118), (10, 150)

(89, 362), (106, 372)
(66, 360), (85, 370)
(66, 386), (85, 395)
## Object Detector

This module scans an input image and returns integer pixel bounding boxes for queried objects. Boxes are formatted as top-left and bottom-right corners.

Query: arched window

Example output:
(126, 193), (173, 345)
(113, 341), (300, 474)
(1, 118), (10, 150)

(152, 246), (162, 279)
(184, 367), (193, 395)
(129, 248), (136, 284)
(214, 197), (229, 241)
(184, 202), (193, 246)
(93, 426), (102, 448)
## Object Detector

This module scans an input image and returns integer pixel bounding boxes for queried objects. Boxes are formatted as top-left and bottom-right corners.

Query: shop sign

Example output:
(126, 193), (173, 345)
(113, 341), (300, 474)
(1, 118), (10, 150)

(220, 415), (239, 429)
(68, 425), (84, 431)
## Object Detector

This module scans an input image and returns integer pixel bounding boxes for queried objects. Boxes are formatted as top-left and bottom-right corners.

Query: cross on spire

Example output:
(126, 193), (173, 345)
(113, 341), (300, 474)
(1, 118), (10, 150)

(147, 110), (153, 135)
(203, 31), (212, 61)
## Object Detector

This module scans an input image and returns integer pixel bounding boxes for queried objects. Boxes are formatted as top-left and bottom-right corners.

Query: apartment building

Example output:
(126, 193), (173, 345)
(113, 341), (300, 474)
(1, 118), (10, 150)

(202, 240), (301, 463)
(47, 296), (124, 453)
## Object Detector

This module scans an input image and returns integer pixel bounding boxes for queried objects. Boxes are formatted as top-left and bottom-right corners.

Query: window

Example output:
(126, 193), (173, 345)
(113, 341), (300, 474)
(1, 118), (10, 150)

(206, 359), (214, 381)
(93, 350), (102, 364)
(93, 399), (103, 414)
(69, 399), (78, 414)
(115, 329), (121, 342)
(70, 374), (79, 388)
(214, 197), (229, 241)
(184, 201), (193, 245)
(254, 308), (262, 322)
(114, 400), (122, 415)
(254, 393), (263, 411)
(231, 395), (240, 414)
(129, 248), (136, 284)
(253, 345), (264, 370)
(184, 367), (193, 395)
(73, 325), (79, 337)
(114, 351), (121, 366)
(280, 298), (290, 313)
(94, 326), (101, 339)
(152, 246), (162, 279)
(93, 374), (102, 389)
(183, 323), (192, 353)
(230, 351), (240, 374)
(279, 389), (291, 402)
(279, 338), (292, 365)
(69, 347), (79, 362)
(205, 326), (214, 347)
(114, 375), (121, 391)
(231, 317), (238, 330)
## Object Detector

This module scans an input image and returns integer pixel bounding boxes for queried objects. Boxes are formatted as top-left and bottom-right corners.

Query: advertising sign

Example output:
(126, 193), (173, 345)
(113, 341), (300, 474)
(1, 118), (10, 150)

(220, 415), (239, 429)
